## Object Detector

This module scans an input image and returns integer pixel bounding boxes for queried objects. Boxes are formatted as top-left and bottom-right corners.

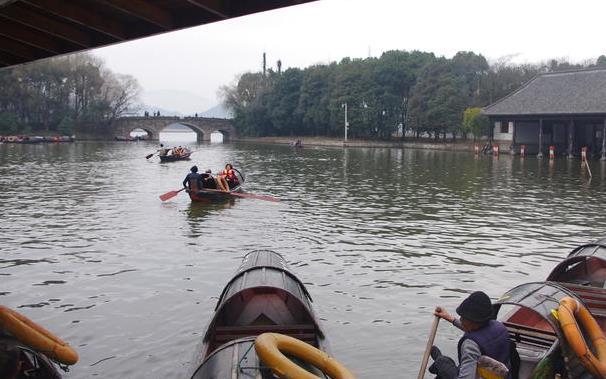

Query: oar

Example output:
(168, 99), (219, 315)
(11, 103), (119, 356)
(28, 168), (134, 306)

(159, 188), (186, 201)
(417, 314), (440, 379)
(145, 152), (155, 159)
(200, 188), (279, 203)
(585, 159), (593, 178)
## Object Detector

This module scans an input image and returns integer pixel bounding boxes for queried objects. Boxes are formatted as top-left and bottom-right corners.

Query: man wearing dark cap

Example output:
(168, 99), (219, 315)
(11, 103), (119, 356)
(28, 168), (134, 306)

(429, 291), (512, 379)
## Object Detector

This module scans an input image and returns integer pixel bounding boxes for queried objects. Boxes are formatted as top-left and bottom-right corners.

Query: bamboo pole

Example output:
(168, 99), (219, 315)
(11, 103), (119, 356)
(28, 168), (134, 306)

(417, 315), (440, 379)
(585, 160), (593, 178)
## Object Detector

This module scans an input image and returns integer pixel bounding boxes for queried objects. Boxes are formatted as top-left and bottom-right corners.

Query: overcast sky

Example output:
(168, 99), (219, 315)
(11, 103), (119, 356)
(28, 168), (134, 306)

(93, 0), (606, 114)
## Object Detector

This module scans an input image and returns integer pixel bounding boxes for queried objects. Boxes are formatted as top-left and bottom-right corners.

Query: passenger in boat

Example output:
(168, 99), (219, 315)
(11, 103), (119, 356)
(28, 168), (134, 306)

(183, 166), (203, 192)
(201, 169), (216, 189)
(429, 291), (511, 379)
(216, 163), (236, 192)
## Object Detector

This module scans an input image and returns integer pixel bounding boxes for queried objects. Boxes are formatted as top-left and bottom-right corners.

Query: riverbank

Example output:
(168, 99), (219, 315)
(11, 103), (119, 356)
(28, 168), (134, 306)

(236, 136), (478, 152)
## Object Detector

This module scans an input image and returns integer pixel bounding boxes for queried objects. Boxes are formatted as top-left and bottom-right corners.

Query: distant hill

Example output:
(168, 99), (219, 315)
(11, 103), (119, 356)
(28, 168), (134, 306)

(141, 89), (213, 115)
(200, 103), (232, 119)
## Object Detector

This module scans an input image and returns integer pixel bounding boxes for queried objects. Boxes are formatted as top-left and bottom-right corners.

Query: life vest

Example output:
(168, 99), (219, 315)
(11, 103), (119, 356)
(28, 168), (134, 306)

(458, 320), (511, 378)
(222, 169), (237, 179)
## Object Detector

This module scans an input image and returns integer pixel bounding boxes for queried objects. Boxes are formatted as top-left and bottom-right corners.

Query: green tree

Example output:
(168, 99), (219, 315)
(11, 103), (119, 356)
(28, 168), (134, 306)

(463, 107), (489, 140)
(0, 112), (19, 134)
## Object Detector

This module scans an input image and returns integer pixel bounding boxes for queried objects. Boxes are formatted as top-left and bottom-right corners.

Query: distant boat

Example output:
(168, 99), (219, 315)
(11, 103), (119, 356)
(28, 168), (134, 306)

(158, 148), (191, 162)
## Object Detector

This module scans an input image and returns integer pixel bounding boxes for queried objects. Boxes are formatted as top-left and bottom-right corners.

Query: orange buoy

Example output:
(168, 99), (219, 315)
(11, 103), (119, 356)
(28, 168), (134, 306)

(558, 297), (606, 377)
(255, 333), (355, 379)
(0, 305), (78, 365)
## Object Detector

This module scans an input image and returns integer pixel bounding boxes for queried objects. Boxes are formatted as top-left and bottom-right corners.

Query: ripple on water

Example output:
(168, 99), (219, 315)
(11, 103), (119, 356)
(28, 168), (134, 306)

(0, 143), (604, 378)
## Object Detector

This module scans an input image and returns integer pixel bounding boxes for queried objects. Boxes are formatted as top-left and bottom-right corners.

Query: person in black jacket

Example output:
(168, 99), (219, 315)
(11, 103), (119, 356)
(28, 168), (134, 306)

(183, 166), (203, 192)
(429, 291), (512, 379)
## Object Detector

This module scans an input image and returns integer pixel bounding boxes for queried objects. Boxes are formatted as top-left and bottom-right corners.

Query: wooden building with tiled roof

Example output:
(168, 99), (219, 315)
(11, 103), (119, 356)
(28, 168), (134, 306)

(482, 68), (606, 159)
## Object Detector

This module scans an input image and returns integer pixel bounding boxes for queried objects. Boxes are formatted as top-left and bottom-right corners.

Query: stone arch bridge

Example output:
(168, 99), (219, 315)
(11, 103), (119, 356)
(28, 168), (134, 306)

(81, 116), (237, 142)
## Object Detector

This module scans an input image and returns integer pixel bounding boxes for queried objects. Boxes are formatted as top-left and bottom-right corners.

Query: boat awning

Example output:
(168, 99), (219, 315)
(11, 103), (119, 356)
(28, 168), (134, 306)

(547, 239), (606, 284)
(493, 281), (579, 331)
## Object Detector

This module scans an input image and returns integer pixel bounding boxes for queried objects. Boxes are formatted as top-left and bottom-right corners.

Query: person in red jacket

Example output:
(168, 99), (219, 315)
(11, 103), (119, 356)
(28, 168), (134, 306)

(217, 163), (238, 191)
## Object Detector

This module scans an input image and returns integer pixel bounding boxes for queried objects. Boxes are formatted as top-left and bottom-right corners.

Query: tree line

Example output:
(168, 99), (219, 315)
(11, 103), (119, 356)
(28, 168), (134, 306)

(0, 53), (140, 135)
(220, 51), (606, 140)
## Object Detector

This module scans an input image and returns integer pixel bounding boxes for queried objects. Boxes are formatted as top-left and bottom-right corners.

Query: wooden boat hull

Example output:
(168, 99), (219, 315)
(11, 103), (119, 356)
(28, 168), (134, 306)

(188, 185), (243, 202)
(188, 250), (330, 378)
(159, 153), (191, 162)
(188, 169), (245, 202)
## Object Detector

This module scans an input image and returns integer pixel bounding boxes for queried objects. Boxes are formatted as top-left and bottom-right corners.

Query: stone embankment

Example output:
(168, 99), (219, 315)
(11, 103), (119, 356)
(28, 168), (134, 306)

(237, 136), (477, 152)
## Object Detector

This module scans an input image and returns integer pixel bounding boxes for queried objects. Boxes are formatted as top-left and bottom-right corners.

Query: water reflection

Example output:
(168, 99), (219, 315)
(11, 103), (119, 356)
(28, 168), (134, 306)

(0, 142), (605, 378)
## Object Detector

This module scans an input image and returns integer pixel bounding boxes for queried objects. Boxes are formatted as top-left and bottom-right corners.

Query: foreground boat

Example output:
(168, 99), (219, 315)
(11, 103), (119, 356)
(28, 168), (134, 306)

(188, 250), (353, 378)
(494, 238), (606, 379)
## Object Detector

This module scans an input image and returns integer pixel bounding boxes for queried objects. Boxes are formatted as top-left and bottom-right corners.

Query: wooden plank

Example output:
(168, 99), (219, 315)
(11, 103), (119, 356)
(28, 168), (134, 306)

(186, 0), (229, 19)
(95, 0), (173, 29)
(215, 324), (315, 334)
(0, 35), (39, 59)
(503, 320), (557, 349)
(22, 0), (127, 41)
(0, 20), (67, 54)
(0, 5), (92, 47)
(0, 50), (26, 65)
(215, 333), (316, 343)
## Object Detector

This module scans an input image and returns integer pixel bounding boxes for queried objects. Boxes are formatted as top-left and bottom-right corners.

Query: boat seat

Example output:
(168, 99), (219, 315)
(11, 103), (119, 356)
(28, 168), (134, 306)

(213, 324), (318, 346)
(503, 321), (557, 350)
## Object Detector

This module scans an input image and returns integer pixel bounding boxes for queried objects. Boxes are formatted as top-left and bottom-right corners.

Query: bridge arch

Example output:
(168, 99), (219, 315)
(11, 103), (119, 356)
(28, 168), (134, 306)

(177, 122), (207, 142)
(86, 116), (236, 142)
(130, 127), (153, 139)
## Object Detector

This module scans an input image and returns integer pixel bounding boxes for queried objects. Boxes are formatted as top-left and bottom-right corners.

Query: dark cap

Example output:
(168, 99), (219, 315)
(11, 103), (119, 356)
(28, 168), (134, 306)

(190, 166), (198, 173)
(456, 291), (493, 323)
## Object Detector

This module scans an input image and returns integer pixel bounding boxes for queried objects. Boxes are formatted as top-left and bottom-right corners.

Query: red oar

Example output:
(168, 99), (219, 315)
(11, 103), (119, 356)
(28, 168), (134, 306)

(201, 188), (280, 203)
(159, 188), (185, 201)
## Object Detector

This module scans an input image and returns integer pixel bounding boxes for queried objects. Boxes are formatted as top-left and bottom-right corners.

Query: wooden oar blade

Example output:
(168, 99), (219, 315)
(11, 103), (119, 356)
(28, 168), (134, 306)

(146, 153), (154, 159)
(159, 190), (180, 201)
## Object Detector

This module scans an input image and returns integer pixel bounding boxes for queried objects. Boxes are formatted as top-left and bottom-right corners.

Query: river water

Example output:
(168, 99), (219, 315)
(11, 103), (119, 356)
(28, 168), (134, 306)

(1, 141), (605, 378)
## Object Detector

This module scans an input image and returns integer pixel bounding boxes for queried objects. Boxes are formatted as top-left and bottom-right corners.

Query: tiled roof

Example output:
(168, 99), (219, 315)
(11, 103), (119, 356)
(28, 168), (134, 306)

(483, 68), (606, 116)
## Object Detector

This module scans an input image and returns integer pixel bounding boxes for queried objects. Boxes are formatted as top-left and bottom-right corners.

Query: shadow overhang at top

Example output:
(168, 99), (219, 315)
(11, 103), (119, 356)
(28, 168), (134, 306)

(0, 0), (317, 69)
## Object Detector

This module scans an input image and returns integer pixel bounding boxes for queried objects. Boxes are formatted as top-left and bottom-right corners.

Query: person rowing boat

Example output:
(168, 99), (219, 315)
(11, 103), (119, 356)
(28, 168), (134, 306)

(429, 291), (512, 379)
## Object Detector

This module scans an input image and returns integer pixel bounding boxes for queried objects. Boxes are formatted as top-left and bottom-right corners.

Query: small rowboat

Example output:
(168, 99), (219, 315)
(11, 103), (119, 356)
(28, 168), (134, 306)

(494, 238), (606, 378)
(188, 250), (351, 378)
(188, 169), (245, 202)
(159, 150), (191, 162)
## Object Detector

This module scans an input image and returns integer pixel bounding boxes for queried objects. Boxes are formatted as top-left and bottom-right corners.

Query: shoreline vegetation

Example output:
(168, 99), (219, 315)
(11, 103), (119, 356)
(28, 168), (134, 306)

(221, 51), (606, 142)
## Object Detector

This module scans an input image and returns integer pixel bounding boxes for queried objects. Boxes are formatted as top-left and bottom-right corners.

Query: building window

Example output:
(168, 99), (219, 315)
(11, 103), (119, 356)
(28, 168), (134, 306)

(500, 122), (509, 134)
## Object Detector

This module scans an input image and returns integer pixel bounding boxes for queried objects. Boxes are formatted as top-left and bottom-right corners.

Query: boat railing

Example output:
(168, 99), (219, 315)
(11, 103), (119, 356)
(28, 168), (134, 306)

(503, 320), (557, 350)
(210, 323), (318, 354)
(559, 283), (606, 318)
